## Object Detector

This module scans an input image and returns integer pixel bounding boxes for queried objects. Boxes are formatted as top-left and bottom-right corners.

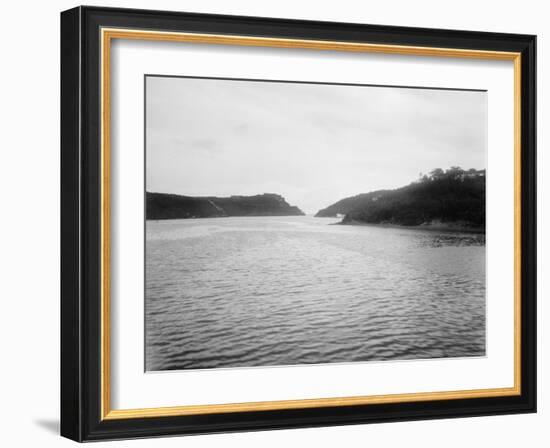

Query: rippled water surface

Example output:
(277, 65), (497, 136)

(145, 216), (485, 371)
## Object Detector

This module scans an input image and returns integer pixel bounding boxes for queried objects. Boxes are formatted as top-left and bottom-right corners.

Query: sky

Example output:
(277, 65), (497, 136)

(146, 76), (487, 215)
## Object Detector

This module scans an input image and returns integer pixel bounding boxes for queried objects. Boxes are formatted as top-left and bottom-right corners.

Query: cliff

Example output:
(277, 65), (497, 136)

(146, 192), (305, 220)
(317, 168), (485, 230)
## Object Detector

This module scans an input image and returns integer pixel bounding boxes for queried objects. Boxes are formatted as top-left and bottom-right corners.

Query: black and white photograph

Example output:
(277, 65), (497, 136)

(144, 75), (487, 371)
(54, 4), (539, 443)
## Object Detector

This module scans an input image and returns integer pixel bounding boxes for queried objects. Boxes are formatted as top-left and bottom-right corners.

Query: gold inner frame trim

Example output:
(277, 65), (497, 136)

(100, 27), (522, 421)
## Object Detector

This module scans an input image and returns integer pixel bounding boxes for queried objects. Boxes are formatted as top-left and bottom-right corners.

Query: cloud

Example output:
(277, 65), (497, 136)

(146, 76), (486, 214)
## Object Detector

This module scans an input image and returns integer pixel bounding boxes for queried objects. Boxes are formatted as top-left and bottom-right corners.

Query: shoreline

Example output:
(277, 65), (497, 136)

(336, 219), (485, 234)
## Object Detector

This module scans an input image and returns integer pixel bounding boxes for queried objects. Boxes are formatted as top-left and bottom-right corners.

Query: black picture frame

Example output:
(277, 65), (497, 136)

(61, 5), (536, 442)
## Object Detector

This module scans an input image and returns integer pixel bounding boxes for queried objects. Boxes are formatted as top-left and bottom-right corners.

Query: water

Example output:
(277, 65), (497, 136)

(145, 216), (485, 371)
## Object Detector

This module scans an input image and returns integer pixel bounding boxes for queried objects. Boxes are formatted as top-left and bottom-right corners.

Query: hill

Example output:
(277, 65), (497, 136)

(315, 190), (391, 217)
(146, 192), (305, 220)
(317, 167), (485, 230)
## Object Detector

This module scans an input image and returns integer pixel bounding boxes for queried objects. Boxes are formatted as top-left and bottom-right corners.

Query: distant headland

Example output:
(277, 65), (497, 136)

(146, 192), (305, 220)
(316, 167), (486, 232)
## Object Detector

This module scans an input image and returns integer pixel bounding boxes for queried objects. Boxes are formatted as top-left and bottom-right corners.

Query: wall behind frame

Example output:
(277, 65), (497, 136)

(0, 0), (545, 447)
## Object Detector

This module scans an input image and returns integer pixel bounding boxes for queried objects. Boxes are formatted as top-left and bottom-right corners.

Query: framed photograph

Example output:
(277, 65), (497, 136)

(60, 6), (536, 442)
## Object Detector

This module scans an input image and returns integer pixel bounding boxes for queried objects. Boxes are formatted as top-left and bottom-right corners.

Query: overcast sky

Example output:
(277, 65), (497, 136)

(146, 76), (487, 214)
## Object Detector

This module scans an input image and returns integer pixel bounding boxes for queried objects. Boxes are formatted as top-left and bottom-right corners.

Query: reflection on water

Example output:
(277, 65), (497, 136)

(145, 216), (485, 371)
